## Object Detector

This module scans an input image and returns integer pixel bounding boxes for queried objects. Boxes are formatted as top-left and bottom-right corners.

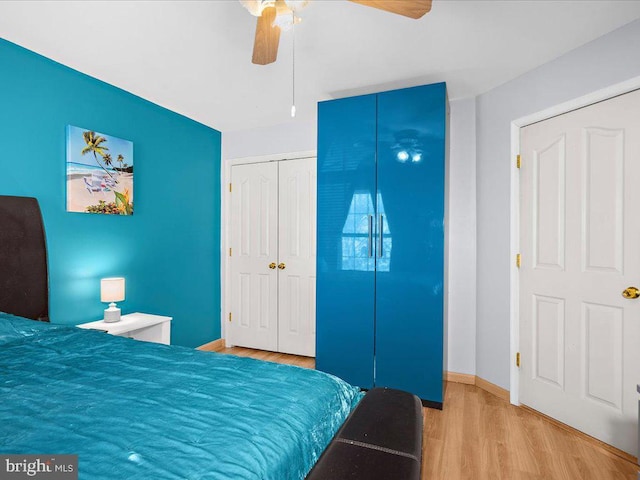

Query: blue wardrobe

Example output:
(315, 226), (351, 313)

(316, 82), (447, 408)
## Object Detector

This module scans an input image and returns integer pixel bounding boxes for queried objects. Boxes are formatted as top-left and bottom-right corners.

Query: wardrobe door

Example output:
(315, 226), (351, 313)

(375, 83), (447, 403)
(316, 95), (377, 389)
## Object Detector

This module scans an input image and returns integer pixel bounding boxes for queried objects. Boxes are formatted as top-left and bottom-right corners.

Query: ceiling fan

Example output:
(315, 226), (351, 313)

(240, 0), (433, 65)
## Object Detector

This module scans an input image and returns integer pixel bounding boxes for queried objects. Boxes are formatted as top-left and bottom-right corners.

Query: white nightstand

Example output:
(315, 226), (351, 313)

(78, 312), (172, 345)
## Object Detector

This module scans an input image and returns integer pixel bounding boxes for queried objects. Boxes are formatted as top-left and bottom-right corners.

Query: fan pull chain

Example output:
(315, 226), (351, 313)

(291, 11), (296, 118)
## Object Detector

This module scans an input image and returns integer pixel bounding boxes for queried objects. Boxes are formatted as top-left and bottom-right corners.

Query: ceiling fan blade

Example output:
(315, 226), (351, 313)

(275, 0), (293, 16)
(252, 6), (281, 65)
(348, 0), (432, 19)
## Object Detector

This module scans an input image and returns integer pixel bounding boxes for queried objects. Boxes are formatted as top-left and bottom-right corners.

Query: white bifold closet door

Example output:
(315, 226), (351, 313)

(519, 89), (640, 456)
(230, 162), (279, 352)
(277, 158), (317, 356)
(230, 158), (316, 357)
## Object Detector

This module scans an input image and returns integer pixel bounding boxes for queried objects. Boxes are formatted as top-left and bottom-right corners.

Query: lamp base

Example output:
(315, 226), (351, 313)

(104, 303), (121, 323)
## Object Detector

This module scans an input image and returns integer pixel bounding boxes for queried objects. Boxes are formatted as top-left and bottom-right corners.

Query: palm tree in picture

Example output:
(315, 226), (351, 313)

(103, 153), (118, 183)
(117, 154), (125, 172)
(81, 131), (116, 182)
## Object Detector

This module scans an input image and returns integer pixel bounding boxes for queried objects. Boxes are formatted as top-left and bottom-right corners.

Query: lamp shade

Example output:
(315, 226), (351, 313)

(101, 277), (125, 303)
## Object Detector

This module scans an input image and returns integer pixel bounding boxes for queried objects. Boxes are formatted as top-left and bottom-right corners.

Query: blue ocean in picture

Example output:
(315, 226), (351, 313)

(67, 162), (113, 175)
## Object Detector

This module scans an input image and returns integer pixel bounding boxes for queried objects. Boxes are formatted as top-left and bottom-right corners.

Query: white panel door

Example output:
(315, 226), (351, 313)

(230, 163), (278, 351)
(520, 89), (640, 455)
(277, 158), (317, 357)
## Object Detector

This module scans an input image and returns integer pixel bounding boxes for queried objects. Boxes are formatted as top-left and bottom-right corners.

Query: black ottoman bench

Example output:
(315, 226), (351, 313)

(306, 387), (423, 480)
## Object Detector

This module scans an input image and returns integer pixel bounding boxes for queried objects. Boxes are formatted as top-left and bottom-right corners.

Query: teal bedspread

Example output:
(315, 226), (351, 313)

(0, 313), (362, 479)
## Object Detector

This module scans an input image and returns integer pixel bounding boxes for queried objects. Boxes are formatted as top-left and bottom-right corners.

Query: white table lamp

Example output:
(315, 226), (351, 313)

(101, 277), (125, 323)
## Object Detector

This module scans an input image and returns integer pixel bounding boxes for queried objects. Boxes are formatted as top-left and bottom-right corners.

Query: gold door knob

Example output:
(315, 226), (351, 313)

(268, 262), (276, 269)
(622, 287), (640, 299)
(278, 263), (286, 270)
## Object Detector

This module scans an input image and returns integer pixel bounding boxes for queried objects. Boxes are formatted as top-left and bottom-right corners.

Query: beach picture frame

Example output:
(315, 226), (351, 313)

(66, 125), (134, 215)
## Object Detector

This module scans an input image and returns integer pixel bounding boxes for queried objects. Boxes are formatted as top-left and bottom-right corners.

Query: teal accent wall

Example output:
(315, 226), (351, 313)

(0, 39), (221, 347)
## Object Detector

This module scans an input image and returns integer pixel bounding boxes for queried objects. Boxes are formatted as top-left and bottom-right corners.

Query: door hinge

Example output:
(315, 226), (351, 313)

(229, 247), (232, 257)
(516, 352), (521, 368)
(516, 154), (521, 169)
(516, 253), (521, 268)
(229, 183), (232, 192)
(228, 312), (232, 322)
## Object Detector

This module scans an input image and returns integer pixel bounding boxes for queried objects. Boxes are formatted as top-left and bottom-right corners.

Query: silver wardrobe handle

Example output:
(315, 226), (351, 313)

(378, 214), (384, 258)
(368, 215), (373, 258)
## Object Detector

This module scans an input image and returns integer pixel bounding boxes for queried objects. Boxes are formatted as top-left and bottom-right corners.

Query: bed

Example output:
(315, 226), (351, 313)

(0, 312), (361, 479)
(0, 195), (422, 479)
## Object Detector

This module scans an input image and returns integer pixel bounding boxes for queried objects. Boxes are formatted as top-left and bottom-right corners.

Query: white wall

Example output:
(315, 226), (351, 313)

(475, 19), (640, 389)
(223, 97), (478, 375)
(447, 98), (477, 374)
(223, 118), (316, 160)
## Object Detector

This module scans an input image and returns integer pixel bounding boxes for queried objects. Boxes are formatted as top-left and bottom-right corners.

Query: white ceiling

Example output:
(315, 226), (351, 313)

(1, 1), (639, 133)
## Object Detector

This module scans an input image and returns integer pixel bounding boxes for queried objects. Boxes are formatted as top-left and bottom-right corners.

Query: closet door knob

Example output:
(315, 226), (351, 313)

(268, 262), (277, 269)
(278, 263), (286, 270)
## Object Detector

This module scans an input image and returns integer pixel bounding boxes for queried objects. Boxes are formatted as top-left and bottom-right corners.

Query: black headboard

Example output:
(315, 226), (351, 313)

(0, 196), (49, 321)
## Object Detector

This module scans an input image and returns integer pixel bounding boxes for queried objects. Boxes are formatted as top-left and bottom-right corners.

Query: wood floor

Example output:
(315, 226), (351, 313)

(213, 346), (639, 480)
(216, 345), (315, 368)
